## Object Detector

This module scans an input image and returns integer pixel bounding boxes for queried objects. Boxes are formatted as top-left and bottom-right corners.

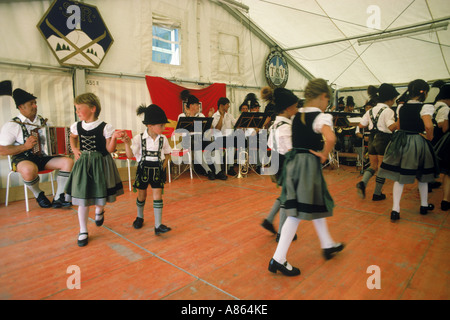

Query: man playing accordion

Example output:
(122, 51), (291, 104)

(0, 88), (73, 208)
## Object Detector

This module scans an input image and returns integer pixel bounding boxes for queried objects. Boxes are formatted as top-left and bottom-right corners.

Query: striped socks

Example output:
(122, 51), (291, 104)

(24, 176), (42, 198)
(153, 200), (163, 228)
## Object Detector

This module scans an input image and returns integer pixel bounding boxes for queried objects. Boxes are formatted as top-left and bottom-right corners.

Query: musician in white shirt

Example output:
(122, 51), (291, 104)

(0, 88), (73, 208)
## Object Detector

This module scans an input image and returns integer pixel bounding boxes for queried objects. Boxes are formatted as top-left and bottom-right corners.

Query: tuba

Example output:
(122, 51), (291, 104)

(237, 147), (249, 178)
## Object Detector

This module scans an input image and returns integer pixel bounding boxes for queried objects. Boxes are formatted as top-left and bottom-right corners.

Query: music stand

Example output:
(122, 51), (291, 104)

(234, 112), (268, 130)
(234, 112), (269, 176)
(176, 117), (213, 133)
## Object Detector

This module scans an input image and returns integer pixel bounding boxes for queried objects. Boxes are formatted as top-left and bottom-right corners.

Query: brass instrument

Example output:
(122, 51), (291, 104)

(237, 147), (249, 178)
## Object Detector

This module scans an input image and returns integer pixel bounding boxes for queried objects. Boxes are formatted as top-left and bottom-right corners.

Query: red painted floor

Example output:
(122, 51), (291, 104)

(0, 165), (449, 300)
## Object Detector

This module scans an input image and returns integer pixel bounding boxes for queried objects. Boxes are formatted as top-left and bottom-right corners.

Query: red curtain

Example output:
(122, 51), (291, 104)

(145, 76), (226, 135)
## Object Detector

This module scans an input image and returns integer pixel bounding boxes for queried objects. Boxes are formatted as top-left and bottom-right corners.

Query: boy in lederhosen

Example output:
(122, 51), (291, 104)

(124, 104), (172, 235)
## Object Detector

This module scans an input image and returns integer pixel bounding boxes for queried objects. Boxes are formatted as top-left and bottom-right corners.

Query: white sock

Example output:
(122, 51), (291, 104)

(418, 182), (428, 207)
(24, 176), (42, 198)
(273, 216), (300, 264)
(56, 171), (70, 196)
(393, 181), (404, 212)
(78, 206), (89, 240)
(95, 205), (104, 221)
(312, 218), (335, 249)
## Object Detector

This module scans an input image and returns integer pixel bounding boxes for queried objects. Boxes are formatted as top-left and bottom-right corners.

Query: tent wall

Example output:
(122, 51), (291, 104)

(0, 0), (310, 191)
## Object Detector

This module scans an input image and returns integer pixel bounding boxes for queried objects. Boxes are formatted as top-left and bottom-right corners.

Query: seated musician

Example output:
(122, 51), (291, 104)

(0, 88), (73, 208)
(211, 97), (237, 177)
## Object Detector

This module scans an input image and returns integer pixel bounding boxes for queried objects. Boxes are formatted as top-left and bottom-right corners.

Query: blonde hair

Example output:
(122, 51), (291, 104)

(304, 78), (331, 104)
(301, 78), (331, 124)
(74, 93), (102, 118)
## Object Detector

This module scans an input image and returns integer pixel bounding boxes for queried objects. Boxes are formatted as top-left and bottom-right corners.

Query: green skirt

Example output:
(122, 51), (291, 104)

(279, 149), (334, 221)
(65, 151), (124, 206)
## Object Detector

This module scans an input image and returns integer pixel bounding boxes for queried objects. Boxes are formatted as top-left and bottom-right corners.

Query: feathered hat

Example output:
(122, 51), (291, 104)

(137, 104), (169, 125)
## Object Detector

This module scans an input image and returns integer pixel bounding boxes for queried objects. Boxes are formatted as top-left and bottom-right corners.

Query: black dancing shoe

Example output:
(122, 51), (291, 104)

(216, 171), (228, 180)
(52, 193), (72, 208)
(227, 168), (237, 176)
(77, 232), (88, 247)
(95, 210), (105, 227)
(356, 181), (365, 199)
(322, 243), (344, 260)
(207, 171), (215, 180)
(372, 193), (386, 201)
(420, 204), (434, 215)
(275, 233), (297, 242)
(132, 217), (144, 229)
(390, 210), (400, 222)
(36, 191), (52, 208)
(261, 219), (277, 234)
(441, 200), (450, 211)
(155, 224), (171, 235)
(268, 258), (301, 276)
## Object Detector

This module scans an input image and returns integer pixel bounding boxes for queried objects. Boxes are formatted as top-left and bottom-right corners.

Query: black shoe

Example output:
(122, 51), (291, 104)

(216, 171), (228, 180)
(390, 210), (400, 222)
(36, 191), (52, 208)
(52, 193), (72, 208)
(429, 181), (441, 189)
(276, 233), (297, 242)
(420, 204), (434, 215)
(268, 258), (301, 276)
(441, 200), (450, 211)
(372, 193), (386, 201)
(155, 224), (171, 235)
(322, 243), (344, 260)
(356, 182), (365, 199)
(227, 168), (237, 176)
(95, 211), (105, 227)
(207, 171), (215, 180)
(77, 232), (88, 247)
(132, 217), (144, 229)
(261, 219), (276, 234)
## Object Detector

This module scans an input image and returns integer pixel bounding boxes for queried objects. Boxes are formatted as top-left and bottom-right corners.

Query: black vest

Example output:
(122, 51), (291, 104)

(292, 112), (324, 151)
(399, 103), (425, 133)
(77, 121), (108, 156)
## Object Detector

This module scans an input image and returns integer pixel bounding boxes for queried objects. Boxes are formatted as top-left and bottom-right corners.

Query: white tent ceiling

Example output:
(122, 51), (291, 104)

(236, 0), (450, 88)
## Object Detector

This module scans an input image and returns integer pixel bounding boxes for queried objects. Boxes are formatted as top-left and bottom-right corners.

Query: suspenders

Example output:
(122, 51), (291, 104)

(137, 134), (165, 184)
(11, 116), (46, 158)
(369, 107), (386, 133)
(139, 133), (164, 162)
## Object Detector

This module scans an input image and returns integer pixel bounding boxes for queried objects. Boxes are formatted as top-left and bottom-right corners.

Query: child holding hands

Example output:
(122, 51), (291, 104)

(123, 104), (172, 235)
(65, 93), (124, 247)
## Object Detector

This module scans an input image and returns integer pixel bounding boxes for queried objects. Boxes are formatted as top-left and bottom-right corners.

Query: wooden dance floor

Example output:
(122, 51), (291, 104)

(0, 164), (449, 300)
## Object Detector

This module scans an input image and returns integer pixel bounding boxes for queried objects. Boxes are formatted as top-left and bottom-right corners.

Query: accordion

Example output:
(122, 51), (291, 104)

(31, 126), (72, 156)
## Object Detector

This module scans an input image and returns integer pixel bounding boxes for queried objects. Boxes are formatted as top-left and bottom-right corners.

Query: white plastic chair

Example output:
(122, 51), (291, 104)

(5, 155), (55, 211)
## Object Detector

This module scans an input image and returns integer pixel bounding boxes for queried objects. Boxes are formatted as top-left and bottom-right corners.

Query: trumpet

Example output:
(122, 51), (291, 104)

(237, 147), (249, 178)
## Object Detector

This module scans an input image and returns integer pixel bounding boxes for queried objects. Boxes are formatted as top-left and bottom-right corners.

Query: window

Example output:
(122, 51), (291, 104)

(152, 25), (180, 65)
(217, 32), (240, 75)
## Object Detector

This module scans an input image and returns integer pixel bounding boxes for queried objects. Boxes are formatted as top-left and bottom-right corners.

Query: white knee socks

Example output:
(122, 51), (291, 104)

(78, 206), (89, 240)
(272, 216), (300, 264)
(417, 182), (428, 207)
(392, 181), (404, 212)
(312, 218), (335, 249)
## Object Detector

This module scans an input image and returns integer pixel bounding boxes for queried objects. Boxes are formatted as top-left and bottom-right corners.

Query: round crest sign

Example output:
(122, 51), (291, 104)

(265, 51), (289, 88)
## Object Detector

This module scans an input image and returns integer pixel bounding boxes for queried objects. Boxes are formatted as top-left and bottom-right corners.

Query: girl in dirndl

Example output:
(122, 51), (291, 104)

(378, 79), (440, 222)
(268, 79), (344, 277)
(66, 93), (125, 247)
